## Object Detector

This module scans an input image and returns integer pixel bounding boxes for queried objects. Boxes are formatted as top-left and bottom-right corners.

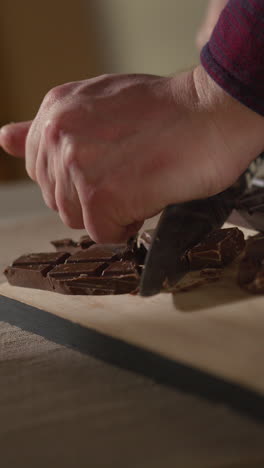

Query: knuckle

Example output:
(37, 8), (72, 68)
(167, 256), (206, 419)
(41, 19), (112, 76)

(62, 140), (79, 171)
(43, 85), (67, 106)
(43, 117), (64, 147)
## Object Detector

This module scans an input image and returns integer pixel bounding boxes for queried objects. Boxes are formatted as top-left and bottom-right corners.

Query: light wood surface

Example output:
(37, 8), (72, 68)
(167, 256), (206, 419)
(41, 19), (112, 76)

(1, 219), (263, 395)
(1, 183), (264, 468)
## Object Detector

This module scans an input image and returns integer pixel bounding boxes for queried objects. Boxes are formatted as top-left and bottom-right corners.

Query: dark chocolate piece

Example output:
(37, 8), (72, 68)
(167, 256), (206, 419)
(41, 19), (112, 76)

(13, 252), (69, 266)
(53, 275), (139, 295)
(48, 262), (113, 293)
(186, 228), (245, 269)
(4, 264), (53, 291)
(51, 238), (78, 254)
(51, 258), (140, 295)
(48, 262), (106, 279)
(79, 235), (94, 249)
(102, 261), (138, 277)
(51, 235), (94, 253)
(67, 244), (127, 263)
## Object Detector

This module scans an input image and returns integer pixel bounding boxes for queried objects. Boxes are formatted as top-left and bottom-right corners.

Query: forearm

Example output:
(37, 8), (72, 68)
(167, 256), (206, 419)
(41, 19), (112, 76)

(193, 65), (264, 169)
(201, 0), (264, 117)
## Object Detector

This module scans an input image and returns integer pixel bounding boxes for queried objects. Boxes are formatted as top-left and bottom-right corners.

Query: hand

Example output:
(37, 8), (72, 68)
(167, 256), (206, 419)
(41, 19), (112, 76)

(196, 0), (228, 50)
(0, 68), (263, 242)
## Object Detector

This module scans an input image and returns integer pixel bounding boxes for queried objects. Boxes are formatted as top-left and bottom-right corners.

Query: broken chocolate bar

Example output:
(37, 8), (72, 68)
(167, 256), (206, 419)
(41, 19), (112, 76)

(4, 247), (140, 295)
(186, 227), (245, 269)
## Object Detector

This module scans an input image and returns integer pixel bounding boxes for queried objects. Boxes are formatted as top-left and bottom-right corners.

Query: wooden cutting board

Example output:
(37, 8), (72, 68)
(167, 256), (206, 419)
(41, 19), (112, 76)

(1, 213), (264, 416)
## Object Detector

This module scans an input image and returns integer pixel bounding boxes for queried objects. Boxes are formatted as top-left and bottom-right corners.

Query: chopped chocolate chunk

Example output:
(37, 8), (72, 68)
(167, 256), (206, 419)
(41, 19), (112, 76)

(53, 275), (139, 295)
(13, 252), (70, 266)
(67, 244), (127, 263)
(79, 235), (94, 249)
(102, 261), (139, 277)
(51, 235), (94, 253)
(4, 264), (53, 291)
(51, 238), (78, 254)
(48, 262), (114, 293)
(186, 228), (245, 269)
(48, 262), (107, 279)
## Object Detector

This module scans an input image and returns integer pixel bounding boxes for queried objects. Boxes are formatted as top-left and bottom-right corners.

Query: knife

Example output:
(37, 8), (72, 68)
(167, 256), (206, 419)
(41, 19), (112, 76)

(140, 153), (264, 297)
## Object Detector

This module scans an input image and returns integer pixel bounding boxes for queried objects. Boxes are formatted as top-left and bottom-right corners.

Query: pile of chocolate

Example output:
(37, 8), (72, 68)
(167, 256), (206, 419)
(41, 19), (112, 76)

(4, 227), (264, 295)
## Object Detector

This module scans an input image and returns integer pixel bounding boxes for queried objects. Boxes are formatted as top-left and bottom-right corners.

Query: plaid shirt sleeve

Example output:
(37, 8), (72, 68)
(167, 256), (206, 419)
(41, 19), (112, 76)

(200, 0), (264, 117)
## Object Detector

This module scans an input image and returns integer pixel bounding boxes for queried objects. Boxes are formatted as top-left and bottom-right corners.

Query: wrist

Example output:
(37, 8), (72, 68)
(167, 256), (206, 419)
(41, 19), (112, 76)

(193, 65), (264, 169)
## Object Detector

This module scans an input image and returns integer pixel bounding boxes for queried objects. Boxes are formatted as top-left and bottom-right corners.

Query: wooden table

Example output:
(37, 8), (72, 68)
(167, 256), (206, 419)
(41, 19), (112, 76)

(1, 182), (264, 468)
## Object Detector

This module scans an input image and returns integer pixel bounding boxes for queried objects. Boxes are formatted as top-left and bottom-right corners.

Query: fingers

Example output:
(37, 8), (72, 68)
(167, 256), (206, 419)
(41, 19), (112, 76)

(54, 137), (84, 229)
(25, 117), (43, 181)
(55, 177), (84, 229)
(35, 132), (58, 211)
(73, 170), (141, 243)
(0, 121), (32, 157)
(35, 128), (84, 226)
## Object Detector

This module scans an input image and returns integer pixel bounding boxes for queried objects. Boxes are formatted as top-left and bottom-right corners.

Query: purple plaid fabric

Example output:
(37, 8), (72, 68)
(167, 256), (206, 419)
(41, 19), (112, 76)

(201, 0), (264, 116)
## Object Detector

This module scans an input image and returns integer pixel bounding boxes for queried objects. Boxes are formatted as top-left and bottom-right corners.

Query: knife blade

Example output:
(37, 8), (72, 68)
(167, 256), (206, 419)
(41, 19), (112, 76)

(140, 153), (264, 297)
(139, 194), (232, 296)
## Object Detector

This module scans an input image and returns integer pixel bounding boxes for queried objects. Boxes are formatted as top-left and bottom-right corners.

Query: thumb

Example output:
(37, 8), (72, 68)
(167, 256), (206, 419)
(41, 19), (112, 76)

(0, 121), (32, 158)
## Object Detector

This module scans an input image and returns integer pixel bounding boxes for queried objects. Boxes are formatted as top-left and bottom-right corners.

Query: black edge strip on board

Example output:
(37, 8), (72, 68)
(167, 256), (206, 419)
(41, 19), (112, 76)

(0, 294), (264, 423)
